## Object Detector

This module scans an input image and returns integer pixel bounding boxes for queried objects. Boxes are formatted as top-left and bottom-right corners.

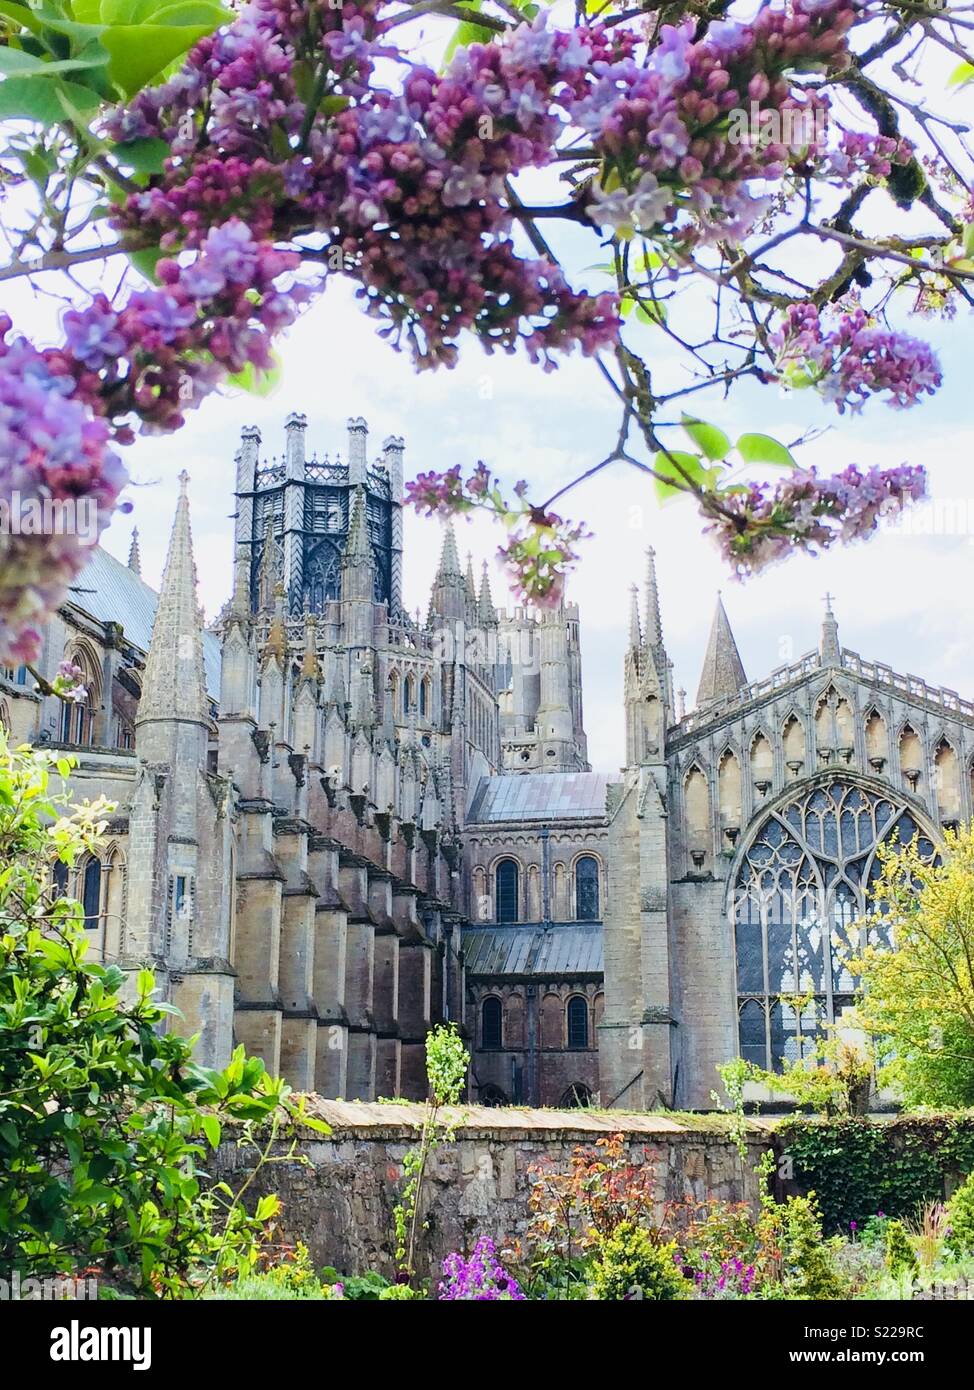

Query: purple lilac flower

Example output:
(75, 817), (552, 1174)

(437, 1236), (525, 1301)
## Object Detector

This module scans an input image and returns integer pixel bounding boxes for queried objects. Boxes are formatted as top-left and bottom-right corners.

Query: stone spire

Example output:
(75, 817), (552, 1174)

(300, 610), (319, 680)
(344, 485), (371, 567)
(136, 471), (208, 731)
(820, 592), (841, 665)
(628, 584), (642, 650)
(464, 552), (478, 621)
(644, 546), (662, 651)
(437, 523), (462, 578)
(429, 523), (466, 621)
(695, 595), (747, 708)
(257, 518), (281, 611)
(478, 561), (497, 625)
(128, 527), (141, 576)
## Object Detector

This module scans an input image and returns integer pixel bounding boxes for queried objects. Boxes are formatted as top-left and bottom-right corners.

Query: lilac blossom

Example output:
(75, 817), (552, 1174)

(437, 1236), (525, 1300)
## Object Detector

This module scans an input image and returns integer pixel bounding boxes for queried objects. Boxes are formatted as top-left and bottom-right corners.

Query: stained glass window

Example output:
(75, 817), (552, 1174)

(734, 780), (934, 1071)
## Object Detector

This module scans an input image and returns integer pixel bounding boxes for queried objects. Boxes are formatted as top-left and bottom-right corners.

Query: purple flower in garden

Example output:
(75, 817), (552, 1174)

(438, 1236), (525, 1300)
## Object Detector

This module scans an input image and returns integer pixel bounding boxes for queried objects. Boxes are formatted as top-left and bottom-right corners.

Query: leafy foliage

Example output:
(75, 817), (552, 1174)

(778, 1114), (974, 1234)
(590, 1222), (689, 1301)
(849, 824), (974, 1108)
(0, 732), (326, 1296)
(945, 1172), (974, 1259)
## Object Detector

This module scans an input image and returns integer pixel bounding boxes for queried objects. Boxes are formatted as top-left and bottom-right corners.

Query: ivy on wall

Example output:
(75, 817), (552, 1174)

(776, 1116), (974, 1233)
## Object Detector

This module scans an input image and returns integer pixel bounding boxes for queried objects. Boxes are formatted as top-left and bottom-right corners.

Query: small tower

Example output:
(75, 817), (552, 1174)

(429, 523), (466, 623)
(820, 592), (841, 666)
(127, 527), (141, 576)
(695, 595), (747, 709)
(624, 548), (670, 765)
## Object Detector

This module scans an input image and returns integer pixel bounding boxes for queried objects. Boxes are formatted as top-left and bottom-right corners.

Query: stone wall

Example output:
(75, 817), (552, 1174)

(214, 1099), (773, 1281)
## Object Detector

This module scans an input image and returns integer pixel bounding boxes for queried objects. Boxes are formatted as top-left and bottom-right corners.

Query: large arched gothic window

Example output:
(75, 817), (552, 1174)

(575, 855), (600, 920)
(734, 780), (935, 1073)
(495, 858), (519, 923)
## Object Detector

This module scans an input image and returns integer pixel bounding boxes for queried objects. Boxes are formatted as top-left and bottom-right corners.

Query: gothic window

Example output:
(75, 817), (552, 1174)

(303, 542), (341, 612)
(734, 780), (935, 1072)
(481, 996), (503, 1049)
(82, 857), (102, 930)
(479, 1084), (508, 1107)
(567, 995), (589, 1049)
(419, 676), (429, 718)
(52, 859), (69, 898)
(575, 855), (600, 920)
(495, 858), (519, 922)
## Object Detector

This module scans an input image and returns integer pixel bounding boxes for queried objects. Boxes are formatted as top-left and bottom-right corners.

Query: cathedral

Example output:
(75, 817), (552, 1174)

(3, 412), (966, 1110)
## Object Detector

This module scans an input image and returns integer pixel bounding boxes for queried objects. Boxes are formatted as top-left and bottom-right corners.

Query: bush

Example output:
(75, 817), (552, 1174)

(884, 1220), (918, 1277)
(590, 1222), (689, 1301)
(777, 1115), (974, 1232)
(0, 735), (325, 1296)
(946, 1173), (974, 1258)
(756, 1189), (847, 1300)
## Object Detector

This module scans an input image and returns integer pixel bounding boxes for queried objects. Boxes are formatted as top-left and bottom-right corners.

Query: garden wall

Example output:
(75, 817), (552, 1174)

(214, 1100), (774, 1280)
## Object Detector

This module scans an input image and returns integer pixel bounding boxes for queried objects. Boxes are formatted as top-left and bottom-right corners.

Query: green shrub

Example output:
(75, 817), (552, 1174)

(0, 735), (325, 1296)
(946, 1174), (974, 1257)
(378, 1283), (423, 1300)
(590, 1222), (689, 1301)
(757, 1192), (847, 1300)
(884, 1220), (918, 1277)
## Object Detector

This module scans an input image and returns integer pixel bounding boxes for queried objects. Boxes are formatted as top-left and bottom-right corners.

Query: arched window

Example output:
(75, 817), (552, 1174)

(59, 646), (98, 746)
(567, 995), (589, 1049)
(479, 1084), (508, 1107)
(734, 779), (935, 1072)
(481, 996), (503, 1049)
(575, 855), (600, 920)
(495, 858), (519, 923)
(419, 676), (429, 718)
(82, 858), (102, 930)
(560, 1082), (592, 1108)
(52, 859), (69, 898)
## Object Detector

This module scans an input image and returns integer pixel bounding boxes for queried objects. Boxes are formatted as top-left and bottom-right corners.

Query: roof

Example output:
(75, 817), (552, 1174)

(462, 922), (603, 978)
(467, 772), (609, 824)
(67, 546), (221, 700)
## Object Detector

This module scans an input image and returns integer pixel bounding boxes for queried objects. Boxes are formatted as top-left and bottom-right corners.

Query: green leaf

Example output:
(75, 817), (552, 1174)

(0, 74), (93, 122)
(200, 1114), (221, 1149)
(0, 46), (106, 75)
(680, 414), (730, 462)
(226, 354), (282, 398)
(99, 13), (227, 97)
(948, 60), (974, 88)
(442, 1), (494, 62)
(653, 449), (716, 503)
(111, 136), (169, 174)
(0, 1), (45, 35)
(735, 432), (796, 469)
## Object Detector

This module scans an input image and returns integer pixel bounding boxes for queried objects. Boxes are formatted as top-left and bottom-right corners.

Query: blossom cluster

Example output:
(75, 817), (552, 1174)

(771, 302), (943, 413)
(437, 1235), (525, 1300)
(0, 320), (127, 663)
(702, 462), (928, 576)
(405, 462), (589, 607)
(578, 2), (855, 244)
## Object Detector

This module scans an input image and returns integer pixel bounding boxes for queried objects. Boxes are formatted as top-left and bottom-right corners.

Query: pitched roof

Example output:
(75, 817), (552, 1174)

(467, 772), (609, 824)
(462, 923), (603, 977)
(67, 545), (221, 700)
(695, 596), (747, 707)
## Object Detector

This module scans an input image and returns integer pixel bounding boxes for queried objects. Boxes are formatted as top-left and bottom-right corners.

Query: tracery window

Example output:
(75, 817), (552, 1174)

(481, 996), (503, 1049)
(734, 780), (935, 1072)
